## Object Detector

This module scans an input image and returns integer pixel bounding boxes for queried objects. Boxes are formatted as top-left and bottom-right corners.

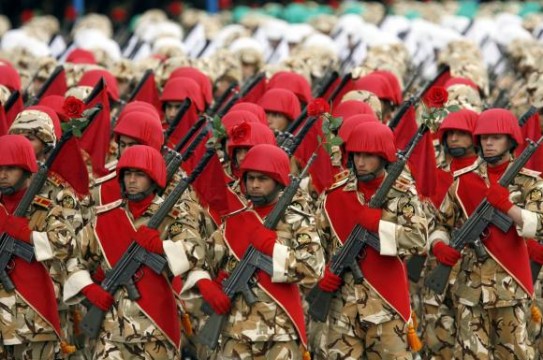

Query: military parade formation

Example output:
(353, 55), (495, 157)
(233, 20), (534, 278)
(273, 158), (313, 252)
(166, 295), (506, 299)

(0, 1), (542, 359)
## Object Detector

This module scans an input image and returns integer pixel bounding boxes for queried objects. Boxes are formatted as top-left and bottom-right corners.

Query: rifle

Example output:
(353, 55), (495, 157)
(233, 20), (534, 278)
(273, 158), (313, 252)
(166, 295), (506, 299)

(406, 106), (541, 283)
(84, 78), (105, 106)
(216, 72), (266, 118)
(328, 73), (352, 105)
(306, 124), (429, 322)
(25, 65), (64, 107)
(388, 65), (450, 131)
(312, 70), (339, 99)
(425, 135), (543, 294)
(0, 105), (101, 291)
(206, 82), (237, 117)
(199, 152), (318, 349)
(163, 98), (192, 145)
(4, 90), (20, 114)
(278, 115), (319, 157)
(80, 146), (217, 339)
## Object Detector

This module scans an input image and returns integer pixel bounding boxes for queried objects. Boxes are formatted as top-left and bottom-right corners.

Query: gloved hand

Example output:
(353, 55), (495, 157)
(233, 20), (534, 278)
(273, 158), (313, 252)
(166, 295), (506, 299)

(432, 241), (461, 266)
(486, 183), (514, 214)
(81, 284), (114, 311)
(133, 225), (164, 254)
(250, 226), (277, 256)
(318, 266), (343, 293)
(357, 205), (382, 233)
(527, 239), (543, 265)
(197, 279), (231, 315)
(214, 270), (229, 286)
(2, 215), (32, 243)
(92, 266), (106, 283)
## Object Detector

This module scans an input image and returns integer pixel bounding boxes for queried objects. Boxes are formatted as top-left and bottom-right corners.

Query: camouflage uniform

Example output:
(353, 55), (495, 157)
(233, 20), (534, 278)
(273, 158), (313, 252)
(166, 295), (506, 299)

(64, 195), (206, 360)
(0, 180), (83, 359)
(431, 161), (543, 359)
(206, 192), (324, 360)
(316, 173), (428, 360)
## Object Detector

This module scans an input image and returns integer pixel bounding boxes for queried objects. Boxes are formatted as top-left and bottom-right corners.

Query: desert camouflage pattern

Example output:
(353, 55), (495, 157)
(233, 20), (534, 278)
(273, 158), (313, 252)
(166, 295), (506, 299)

(79, 196), (204, 355)
(340, 90), (383, 121)
(93, 338), (177, 360)
(315, 173), (427, 358)
(445, 84), (484, 114)
(9, 109), (58, 146)
(205, 192), (323, 357)
(220, 338), (304, 360)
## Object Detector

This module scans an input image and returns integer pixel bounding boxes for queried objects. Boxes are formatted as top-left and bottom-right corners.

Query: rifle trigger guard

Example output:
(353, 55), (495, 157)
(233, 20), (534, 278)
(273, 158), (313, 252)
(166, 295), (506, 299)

(133, 268), (144, 282)
(357, 248), (367, 261)
(6, 259), (15, 273)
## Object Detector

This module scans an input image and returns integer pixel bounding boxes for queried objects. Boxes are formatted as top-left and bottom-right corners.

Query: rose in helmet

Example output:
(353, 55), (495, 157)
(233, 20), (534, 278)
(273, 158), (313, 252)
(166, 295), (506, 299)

(346, 122), (397, 182)
(0, 135), (38, 195)
(117, 145), (166, 202)
(240, 144), (290, 206)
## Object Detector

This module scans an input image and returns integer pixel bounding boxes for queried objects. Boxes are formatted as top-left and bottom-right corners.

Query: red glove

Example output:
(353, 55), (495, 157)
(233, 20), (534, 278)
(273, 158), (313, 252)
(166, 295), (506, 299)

(527, 239), (543, 265)
(486, 183), (514, 214)
(214, 270), (229, 286)
(250, 226), (277, 256)
(357, 206), (382, 233)
(197, 279), (231, 315)
(2, 215), (32, 243)
(92, 266), (106, 283)
(432, 241), (461, 266)
(81, 284), (114, 311)
(318, 266), (343, 292)
(133, 225), (164, 254)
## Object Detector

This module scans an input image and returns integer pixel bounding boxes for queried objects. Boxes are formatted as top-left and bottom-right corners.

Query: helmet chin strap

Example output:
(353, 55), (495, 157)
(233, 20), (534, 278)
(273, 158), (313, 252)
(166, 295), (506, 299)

(244, 177), (284, 207)
(446, 144), (476, 158)
(350, 154), (386, 183)
(480, 140), (515, 165)
(0, 172), (31, 196)
(119, 170), (159, 202)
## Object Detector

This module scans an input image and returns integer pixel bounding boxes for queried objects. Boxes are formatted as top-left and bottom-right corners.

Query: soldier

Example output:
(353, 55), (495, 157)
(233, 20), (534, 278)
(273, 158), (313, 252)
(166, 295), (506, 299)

(0, 135), (82, 359)
(429, 109), (543, 359)
(160, 76), (206, 130)
(258, 88), (301, 132)
(63, 145), (205, 359)
(422, 109), (479, 359)
(315, 122), (428, 360)
(205, 144), (324, 359)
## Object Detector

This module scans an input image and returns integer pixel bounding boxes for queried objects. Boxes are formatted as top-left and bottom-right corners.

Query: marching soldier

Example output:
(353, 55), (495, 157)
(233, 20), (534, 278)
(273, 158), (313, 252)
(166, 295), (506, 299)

(315, 122), (428, 360)
(258, 88), (301, 132)
(429, 109), (543, 359)
(0, 134), (82, 359)
(205, 144), (324, 359)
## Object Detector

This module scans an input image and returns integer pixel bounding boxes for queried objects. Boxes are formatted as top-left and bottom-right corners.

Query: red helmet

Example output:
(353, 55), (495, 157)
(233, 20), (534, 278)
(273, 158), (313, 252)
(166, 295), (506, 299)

(240, 144), (290, 186)
(119, 100), (161, 120)
(160, 77), (205, 112)
(117, 145), (166, 188)
(39, 95), (69, 122)
(370, 71), (402, 104)
(114, 110), (164, 151)
(78, 69), (120, 102)
(346, 122), (397, 162)
(445, 77), (479, 91)
(338, 114), (379, 144)
(354, 72), (400, 105)
(267, 71), (312, 105)
(0, 61), (21, 91)
(227, 122), (276, 160)
(169, 67), (213, 106)
(0, 135), (38, 173)
(230, 102), (267, 125)
(474, 109), (522, 146)
(222, 110), (260, 132)
(437, 109), (479, 142)
(65, 48), (97, 65)
(258, 88), (300, 121)
(332, 100), (375, 119)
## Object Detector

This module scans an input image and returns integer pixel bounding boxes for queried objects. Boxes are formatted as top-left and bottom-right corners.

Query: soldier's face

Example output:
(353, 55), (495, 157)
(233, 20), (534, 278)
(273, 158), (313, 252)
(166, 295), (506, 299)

(118, 136), (140, 157)
(245, 171), (276, 198)
(480, 134), (509, 158)
(266, 112), (289, 132)
(123, 169), (153, 195)
(241, 63), (257, 81)
(21, 133), (46, 160)
(0, 166), (24, 188)
(353, 152), (384, 176)
(446, 130), (474, 152)
(164, 101), (184, 123)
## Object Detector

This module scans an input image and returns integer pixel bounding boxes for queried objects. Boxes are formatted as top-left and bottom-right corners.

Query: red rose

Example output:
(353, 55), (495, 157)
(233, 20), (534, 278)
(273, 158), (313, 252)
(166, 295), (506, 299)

(423, 86), (448, 108)
(230, 122), (251, 144)
(63, 96), (85, 118)
(307, 98), (330, 117)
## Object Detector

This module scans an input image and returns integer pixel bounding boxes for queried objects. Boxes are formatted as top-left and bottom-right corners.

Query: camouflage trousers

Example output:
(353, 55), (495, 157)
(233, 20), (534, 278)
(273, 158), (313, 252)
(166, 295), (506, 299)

(326, 318), (412, 360)
(92, 339), (178, 360)
(218, 338), (303, 360)
(0, 341), (56, 360)
(455, 302), (534, 359)
(422, 298), (456, 359)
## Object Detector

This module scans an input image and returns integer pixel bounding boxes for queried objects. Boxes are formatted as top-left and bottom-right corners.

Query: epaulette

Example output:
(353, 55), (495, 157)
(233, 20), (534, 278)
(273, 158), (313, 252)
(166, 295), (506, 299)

(327, 172), (350, 192)
(392, 174), (413, 193)
(95, 199), (122, 214)
(32, 196), (53, 209)
(48, 172), (66, 188)
(453, 161), (479, 178)
(519, 167), (542, 179)
(93, 171), (116, 186)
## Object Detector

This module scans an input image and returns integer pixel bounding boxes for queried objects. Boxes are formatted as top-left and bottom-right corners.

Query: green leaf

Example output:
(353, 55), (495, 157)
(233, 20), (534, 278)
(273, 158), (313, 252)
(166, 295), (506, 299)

(73, 127), (82, 138)
(447, 105), (461, 112)
(329, 136), (344, 146)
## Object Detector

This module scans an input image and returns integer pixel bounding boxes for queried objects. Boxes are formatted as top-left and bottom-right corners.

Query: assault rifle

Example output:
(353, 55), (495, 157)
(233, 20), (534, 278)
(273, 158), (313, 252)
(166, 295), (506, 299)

(216, 72), (266, 118)
(0, 105), (101, 291)
(206, 82), (237, 117)
(425, 135), (543, 294)
(80, 147), (217, 338)
(25, 65), (64, 107)
(306, 124), (430, 322)
(312, 69), (339, 99)
(163, 98), (192, 145)
(198, 152), (319, 349)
